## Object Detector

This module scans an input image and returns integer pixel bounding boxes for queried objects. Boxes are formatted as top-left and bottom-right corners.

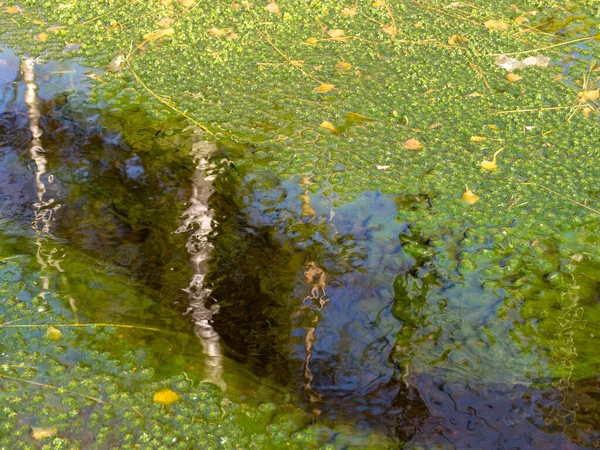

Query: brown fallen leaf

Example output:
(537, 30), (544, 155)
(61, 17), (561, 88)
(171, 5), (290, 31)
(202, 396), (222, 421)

(484, 19), (509, 30)
(463, 186), (480, 205)
(313, 83), (335, 93)
(264, 2), (280, 13)
(381, 24), (396, 36)
(507, 73), (522, 82)
(514, 15), (528, 24)
(342, 6), (357, 17)
(403, 138), (423, 150)
(335, 60), (352, 71)
(578, 89), (599, 101)
(153, 388), (179, 406)
(327, 29), (346, 40)
(320, 121), (337, 132)
(143, 27), (175, 40)
(470, 136), (487, 142)
(448, 34), (469, 46)
(32, 427), (57, 440)
(36, 32), (49, 42)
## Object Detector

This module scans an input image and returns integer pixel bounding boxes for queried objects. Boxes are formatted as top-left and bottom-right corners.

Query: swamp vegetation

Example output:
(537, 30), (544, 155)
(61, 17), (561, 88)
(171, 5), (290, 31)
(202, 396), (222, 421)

(1, 0), (600, 448)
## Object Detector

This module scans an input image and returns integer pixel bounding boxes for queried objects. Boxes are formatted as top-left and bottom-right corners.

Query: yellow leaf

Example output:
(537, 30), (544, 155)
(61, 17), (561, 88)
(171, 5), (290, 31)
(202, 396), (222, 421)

(158, 17), (175, 27)
(153, 388), (179, 406)
(320, 121), (337, 132)
(341, 6), (357, 17)
(465, 92), (484, 98)
(487, 124), (499, 130)
(507, 73), (522, 82)
(414, 21), (424, 28)
(578, 89), (599, 101)
(582, 106), (593, 117)
(228, 32), (239, 40)
(46, 326), (63, 341)
(264, 2), (280, 13)
(402, 138), (423, 150)
(335, 60), (352, 71)
(32, 20), (44, 25)
(209, 27), (229, 37)
(514, 15), (528, 24)
(5, 5), (21, 13)
(427, 122), (441, 129)
(143, 28), (175, 40)
(382, 25), (396, 36)
(313, 83), (335, 93)
(480, 148), (504, 171)
(470, 136), (487, 142)
(448, 34), (469, 46)
(48, 26), (67, 32)
(178, 0), (196, 6)
(463, 186), (480, 205)
(289, 59), (304, 67)
(36, 32), (49, 42)
(32, 427), (57, 440)
(306, 37), (318, 45)
(484, 19), (509, 30)
(327, 29), (345, 40)
(372, 0), (384, 7)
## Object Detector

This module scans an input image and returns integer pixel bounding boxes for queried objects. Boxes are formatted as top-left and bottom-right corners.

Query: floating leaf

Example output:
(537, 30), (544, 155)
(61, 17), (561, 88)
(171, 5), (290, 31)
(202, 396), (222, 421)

(36, 32), (49, 42)
(32, 427), (57, 440)
(381, 25), (396, 36)
(463, 186), (480, 205)
(153, 388), (179, 406)
(143, 28), (175, 40)
(427, 122), (441, 129)
(480, 148), (504, 171)
(306, 37), (318, 45)
(264, 2), (280, 13)
(465, 91), (484, 98)
(578, 89), (599, 101)
(470, 136), (487, 142)
(495, 54), (550, 71)
(46, 326), (63, 341)
(327, 29), (346, 40)
(335, 60), (352, 71)
(507, 73), (522, 82)
(341, 6), (357, 17)
(179, 0), (196, 6)
(514, 15), (528, 24)
(48, 26), (67, 32)
(372, 0), (384, 7)
(320, 121), (337, 132)
(209, 27), (229, 37)
(158, 17), (175, 27)
(402, 138), (423, 150)
(448, 34), (468, 46)
(484, 19), (509, 30)
(313, 83), (335, 93)
(5, 5), (22, 14)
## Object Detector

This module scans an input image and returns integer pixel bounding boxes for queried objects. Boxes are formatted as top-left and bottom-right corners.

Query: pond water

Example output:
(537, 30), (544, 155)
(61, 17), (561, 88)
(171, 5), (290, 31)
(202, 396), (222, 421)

(1, 38), (600, 449)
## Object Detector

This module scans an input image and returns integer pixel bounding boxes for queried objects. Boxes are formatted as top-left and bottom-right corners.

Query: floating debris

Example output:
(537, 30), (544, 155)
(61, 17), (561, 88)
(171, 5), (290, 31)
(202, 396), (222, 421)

(494, 54), (550, 71)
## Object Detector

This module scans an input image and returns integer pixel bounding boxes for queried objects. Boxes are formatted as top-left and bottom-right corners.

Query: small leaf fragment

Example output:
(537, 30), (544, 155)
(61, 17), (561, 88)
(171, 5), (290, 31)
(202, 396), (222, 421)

(427, 122), (441, 129)
(402, 138), (423, 150)
(306, 37), (318, 45)
(209, 27), (229, 37)
(5, 5), (22, 14)
(32, 427), (57, 440)
(507, 73), (522, 82)
(484, 19), (509, 30)
(48, 26), (67, 32)
(320, 121), (337, 132)
(36, 32), (49, 42)
(143, 27), (175, 40)
(463, 186), (480, 205)
(480, 148), (504, 171)
(470, 136), (487, 142)
(372, 0), (384, 7)
(264, 2), (280, 13)
(381, 25), (396, 36)
(327, 29), (346, 40)
(514, 15), (528, 24)
(313, 83), (335, 93)
(448, 34), (468, 46)
(341, 6), (357, 17)
(578, 89), (599, 101)
(335, 60), (352, 71)
(46, 326), (63, 341)
(153, 388), (179, 406)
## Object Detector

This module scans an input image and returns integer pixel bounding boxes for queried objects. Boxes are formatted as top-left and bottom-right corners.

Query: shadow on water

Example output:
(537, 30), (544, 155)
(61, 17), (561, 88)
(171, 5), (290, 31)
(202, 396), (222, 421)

(206, 147), (600, 447)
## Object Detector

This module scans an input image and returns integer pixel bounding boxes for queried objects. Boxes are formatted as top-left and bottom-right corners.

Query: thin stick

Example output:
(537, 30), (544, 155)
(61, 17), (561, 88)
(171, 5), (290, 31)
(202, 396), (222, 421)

(490, 36), (595, 56)
(0, 373), (106, 404)
(256, 29), (326, 85)
(127, 61), (213, 135)
(0, 323), (169, 332)
(522, 181), (600, 216)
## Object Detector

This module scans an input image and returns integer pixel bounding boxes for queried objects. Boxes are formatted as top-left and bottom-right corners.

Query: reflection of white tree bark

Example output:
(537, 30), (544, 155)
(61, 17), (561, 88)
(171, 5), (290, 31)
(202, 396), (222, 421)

(21, 57), (66, 306)
(176, 130), (224, 389)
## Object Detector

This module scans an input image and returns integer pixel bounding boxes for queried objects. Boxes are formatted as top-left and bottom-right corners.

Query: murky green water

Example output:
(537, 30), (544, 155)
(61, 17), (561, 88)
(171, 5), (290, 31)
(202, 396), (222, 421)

(1, 1), (600, 447)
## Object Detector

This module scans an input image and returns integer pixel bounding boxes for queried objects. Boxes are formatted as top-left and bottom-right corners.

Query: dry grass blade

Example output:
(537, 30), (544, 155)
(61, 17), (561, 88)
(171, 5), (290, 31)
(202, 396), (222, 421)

(0, 322), (170, 332)
(522, 181), (600, 216)
(490, 36), (595, 57)
(0, 373), (106, 404)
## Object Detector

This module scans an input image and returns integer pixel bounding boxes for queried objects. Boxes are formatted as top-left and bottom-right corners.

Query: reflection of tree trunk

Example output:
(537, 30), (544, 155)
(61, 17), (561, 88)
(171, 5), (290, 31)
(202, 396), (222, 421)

(176, 130), (224, 389)
(21, 57), (68, 310)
